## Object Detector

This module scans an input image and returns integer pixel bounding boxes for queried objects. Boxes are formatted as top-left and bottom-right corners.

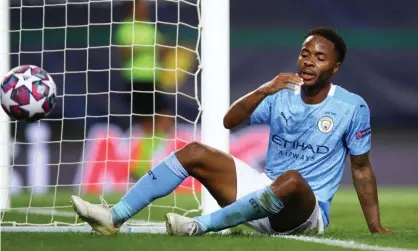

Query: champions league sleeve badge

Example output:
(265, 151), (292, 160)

(356, 128), (371, 139)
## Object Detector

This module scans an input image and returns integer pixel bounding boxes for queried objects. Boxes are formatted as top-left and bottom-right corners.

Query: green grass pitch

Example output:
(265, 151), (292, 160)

(2, 187), (418, 251)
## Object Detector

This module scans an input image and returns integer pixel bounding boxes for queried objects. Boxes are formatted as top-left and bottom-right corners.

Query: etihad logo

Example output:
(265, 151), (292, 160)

(272, 135), (329, 154)
(271, 134), (329, 161)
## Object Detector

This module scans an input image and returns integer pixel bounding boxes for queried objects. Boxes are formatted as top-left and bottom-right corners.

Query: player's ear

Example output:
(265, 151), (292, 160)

(332, 62), (341, 75)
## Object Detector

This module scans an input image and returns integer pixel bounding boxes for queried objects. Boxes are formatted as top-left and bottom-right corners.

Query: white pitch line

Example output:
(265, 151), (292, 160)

(8, 209), (418, 251)
(12, 208), (75, 217)
(276, 235), (418, 251)
(8, 208), (158, 225)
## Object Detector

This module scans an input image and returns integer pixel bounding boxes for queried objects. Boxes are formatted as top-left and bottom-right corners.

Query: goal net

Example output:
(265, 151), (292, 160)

(1, 0), (226, 233)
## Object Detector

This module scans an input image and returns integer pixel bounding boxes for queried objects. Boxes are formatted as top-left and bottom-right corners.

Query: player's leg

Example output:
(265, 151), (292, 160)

(198, 170), (318, 235)
(72, 140), (318, 236)
(166, 169), (318, 236)
(71, 141), (239, 235)
(112, 141), (238, 222)
(267, 170), (317, 233)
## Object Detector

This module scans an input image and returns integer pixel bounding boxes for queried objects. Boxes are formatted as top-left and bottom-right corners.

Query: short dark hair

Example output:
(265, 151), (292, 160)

(305, 27), (347, 63)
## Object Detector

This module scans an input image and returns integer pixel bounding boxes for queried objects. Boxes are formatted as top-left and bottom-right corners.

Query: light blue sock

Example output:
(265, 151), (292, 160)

(194, 186), (283, 233)
(111, 153), (188, 226)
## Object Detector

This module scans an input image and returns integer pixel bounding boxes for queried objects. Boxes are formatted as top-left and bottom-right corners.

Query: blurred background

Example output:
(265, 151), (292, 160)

(7, 0), (418, 197)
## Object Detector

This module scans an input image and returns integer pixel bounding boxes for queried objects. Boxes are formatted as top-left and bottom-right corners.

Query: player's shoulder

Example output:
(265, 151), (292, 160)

(332, 85), (369, 109)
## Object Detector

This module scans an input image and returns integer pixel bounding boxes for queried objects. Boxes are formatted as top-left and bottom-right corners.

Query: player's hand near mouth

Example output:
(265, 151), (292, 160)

(258, 73), (304, 94)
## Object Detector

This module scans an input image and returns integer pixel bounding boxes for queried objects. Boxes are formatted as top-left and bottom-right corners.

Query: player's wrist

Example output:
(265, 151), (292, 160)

(255, 86), (269, 97)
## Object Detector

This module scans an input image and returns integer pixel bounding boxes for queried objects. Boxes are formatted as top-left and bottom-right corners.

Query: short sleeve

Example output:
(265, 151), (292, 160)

(345, 100), (372, 155)
(250, 95), (273, 125)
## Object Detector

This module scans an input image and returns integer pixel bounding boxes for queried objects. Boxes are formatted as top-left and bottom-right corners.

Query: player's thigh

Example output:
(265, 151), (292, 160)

(268, 171), (317, 232)
(175, 142), (238, 207)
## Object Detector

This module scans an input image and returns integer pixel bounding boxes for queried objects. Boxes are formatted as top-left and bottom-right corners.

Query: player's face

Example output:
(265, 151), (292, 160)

(297, 35), (340, 86)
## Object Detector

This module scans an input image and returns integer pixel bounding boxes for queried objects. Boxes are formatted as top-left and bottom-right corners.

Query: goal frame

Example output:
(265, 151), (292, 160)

(0, 0), (230, 233)
(0, 0), (11, 211)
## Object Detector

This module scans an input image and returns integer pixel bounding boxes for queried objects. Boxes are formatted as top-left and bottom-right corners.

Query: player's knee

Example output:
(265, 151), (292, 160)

(179, 141), (208, 170)
(281, 170), (307, 192)
(281, 170), (304, 181)
(184, 141), (208, 159)
(270, 170), (307, 198)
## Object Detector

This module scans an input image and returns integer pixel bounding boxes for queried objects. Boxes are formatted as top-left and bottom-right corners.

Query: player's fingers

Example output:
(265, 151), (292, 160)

(274, 73), (303, 87)
(279, 73), (303, 85)
(286, 75), (304, 86)
(284, 84), (297, 91)
(278, 72), (298, 76)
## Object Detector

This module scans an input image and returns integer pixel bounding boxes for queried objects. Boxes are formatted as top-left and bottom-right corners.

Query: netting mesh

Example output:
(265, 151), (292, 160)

(2, 0), (203, 228)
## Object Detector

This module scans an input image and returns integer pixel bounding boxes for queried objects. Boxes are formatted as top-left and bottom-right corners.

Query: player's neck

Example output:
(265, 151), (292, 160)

(301, 81), (331, 105)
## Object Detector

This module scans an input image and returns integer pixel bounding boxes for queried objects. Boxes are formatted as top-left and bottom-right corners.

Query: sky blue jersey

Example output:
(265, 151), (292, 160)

(250, 84), (372, 227)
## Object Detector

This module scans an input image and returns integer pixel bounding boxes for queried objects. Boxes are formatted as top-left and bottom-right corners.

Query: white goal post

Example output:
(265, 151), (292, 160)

(0, 0), (11, 211)
(201, 0), (230, 216)
(0, 0), (229, 233)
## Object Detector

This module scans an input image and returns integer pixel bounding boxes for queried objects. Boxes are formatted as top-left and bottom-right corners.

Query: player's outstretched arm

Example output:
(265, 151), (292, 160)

(223, 73), (303, 129)
(350, 152), (392, 233)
